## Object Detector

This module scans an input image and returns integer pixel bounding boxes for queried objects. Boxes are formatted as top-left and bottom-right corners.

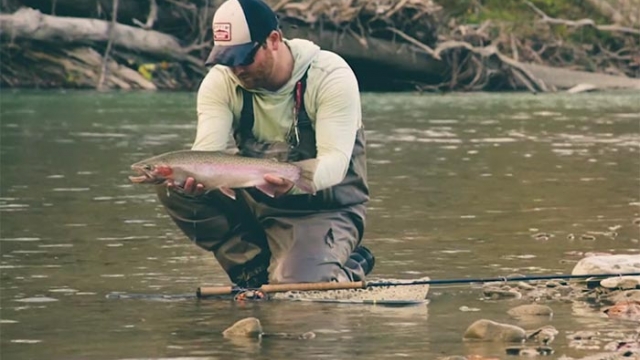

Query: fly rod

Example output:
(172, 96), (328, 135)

(196, 272), (640, 298)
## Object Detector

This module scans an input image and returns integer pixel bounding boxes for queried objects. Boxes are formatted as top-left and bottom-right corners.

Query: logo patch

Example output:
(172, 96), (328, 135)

(213, 23), (231, 41)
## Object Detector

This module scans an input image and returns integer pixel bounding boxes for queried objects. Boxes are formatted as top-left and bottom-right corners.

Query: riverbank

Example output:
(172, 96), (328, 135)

(1, 0), (638, 92)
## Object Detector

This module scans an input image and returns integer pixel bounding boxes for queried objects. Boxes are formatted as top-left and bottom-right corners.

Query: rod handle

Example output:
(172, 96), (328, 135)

(196, 285), (234, 297)
(196, 281), (367, 298)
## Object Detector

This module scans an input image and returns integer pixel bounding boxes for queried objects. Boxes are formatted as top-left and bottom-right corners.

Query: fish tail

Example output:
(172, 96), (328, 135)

(292, 158), (318, 195)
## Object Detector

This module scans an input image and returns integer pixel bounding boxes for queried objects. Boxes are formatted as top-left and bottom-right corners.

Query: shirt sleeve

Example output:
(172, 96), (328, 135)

(309, 66), (361, 191)
(192, 69), (234, 151)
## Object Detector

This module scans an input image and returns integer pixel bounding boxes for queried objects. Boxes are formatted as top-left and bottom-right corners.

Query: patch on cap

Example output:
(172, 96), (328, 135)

(213, 23), (232, 41)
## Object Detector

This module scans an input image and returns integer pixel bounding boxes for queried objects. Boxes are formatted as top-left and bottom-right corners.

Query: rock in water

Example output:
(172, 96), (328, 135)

(507, 304), (554, 318)
(222, 317), (263, 338)
(526, 325), (559, 345)
(603, 301), (640, 321)
(600, 276), (640, 290)
(572, 254), (640, 277)
(463, 319), (527, 342)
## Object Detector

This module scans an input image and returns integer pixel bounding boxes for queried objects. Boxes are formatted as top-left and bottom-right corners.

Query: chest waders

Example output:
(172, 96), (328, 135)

(155, 69), (371, 288)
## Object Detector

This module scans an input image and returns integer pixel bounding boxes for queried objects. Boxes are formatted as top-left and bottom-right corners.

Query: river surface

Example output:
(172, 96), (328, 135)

(1, 90), (639, 360)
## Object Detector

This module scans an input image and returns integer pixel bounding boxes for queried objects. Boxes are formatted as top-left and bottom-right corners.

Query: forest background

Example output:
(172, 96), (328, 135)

(1, 0), (639, 92)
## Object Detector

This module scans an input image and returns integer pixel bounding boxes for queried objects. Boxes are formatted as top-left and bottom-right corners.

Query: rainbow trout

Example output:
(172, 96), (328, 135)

(129, 150), (317, 199)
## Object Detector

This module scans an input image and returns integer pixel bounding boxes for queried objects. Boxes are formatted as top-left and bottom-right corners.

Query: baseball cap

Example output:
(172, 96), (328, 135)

(205, 0), (279, 67)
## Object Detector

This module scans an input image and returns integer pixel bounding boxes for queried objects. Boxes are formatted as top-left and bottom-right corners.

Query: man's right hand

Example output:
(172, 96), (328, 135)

(167, 177), (206, 196)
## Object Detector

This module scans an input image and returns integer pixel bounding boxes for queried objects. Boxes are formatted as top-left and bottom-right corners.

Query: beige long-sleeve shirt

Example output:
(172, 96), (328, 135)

(192, 38), (362, 192)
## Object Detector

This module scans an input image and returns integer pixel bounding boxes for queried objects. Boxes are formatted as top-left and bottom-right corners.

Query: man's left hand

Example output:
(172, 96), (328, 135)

(263, 174), (294, 197)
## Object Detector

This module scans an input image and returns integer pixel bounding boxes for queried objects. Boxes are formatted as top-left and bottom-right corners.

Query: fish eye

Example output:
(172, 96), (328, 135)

(143, 164), (153, 171)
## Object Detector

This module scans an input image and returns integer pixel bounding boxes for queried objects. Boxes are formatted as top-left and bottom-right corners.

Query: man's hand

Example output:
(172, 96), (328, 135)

(263, 174), (294, 197)
(167, 177), (205, 196)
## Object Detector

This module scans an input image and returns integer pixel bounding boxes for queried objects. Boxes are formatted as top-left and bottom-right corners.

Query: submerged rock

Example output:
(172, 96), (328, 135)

(508, 304), (554, 318)
(222, 317), (316, 340)
(463, 319), (526, 342)
(505, 346), (554, 356)
(263, 331), (317, 340)
(482, 286), (522, 300)
(565, 350), (640, 359)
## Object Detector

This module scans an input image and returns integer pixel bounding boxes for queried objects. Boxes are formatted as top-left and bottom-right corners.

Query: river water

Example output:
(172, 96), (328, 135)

(1, 90), (639, 359)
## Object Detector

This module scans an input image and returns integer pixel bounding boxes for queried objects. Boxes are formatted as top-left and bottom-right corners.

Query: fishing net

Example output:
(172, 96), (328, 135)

(271, 277), (430, 304)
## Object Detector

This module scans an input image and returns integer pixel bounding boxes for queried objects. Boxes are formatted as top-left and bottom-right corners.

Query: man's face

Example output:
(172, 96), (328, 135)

(231, 42), (274, 90)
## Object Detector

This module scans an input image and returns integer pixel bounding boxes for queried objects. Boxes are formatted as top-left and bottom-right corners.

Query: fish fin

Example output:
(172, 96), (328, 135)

(219, 186), (236, 200)
(255, 183), (277, 198)
(292, 158), (318, 195)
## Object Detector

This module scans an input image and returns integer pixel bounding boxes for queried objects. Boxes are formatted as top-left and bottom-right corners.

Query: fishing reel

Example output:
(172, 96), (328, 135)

(233, 289), (268, 302)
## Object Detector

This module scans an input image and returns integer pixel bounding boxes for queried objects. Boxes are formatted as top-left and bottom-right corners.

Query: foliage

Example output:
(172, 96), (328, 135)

(436, 0), (610, 24)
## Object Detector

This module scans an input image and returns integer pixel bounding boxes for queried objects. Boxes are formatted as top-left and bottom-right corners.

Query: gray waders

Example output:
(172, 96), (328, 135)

(156, 69), (370, 288)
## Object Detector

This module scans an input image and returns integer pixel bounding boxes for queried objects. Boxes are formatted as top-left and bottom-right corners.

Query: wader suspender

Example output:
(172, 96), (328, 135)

(237, 69), (314, 153)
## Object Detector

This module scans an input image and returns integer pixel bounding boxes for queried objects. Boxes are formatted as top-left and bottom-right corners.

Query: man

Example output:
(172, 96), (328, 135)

(155, 0), (373, 288)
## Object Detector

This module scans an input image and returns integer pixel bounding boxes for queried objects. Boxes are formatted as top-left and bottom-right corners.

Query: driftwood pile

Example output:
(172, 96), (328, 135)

(0, 0), (638, 91)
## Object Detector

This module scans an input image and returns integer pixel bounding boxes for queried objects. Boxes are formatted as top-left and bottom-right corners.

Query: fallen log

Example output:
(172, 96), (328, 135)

(280, 19), (446, 85)
(18, 0), (224, 31)
(0, 7), (203, 66)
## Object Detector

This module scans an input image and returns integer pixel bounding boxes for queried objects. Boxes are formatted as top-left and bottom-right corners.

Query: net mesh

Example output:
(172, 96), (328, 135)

(271, 277), (430, 304)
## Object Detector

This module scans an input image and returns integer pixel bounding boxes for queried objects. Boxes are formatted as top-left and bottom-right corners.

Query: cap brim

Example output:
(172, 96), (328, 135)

(205, 43), (256, 67)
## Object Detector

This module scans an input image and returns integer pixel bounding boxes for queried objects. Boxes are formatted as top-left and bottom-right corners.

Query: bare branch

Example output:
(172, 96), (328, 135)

(97, 0), (119, 91)
(132, 0), (158, 30)
(386, 27), (439, 59)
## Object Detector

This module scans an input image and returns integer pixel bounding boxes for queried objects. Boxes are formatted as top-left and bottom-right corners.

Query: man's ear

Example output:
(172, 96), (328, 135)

(266, 30), (282, 50)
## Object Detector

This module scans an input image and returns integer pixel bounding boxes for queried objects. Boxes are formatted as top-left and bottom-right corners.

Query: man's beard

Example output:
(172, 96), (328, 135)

(239, 51), (274, 90)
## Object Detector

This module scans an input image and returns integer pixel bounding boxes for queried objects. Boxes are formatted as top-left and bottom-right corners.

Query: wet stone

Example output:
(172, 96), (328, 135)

(603, 301), (640, 321)
(507, 304), (554, 318)
(605, 290), (640, 304)
(546, 280), (562, 288)
(263, 331), (317, 340)
(600, 276), (640, 290)
(567, 330), (600, 340)
(526, 325), (559, 345)
(222, 317), (263, 338)
(517, 281), (535, 291)
(505, 346), (554, 356)
(555, 285), (574, 296)
(222, 317), (316, 341)
(572, 254), (640, 277)
(482, 286), (522, 300)
(463, 319), (526, 343)
(603, 338), (640, 352)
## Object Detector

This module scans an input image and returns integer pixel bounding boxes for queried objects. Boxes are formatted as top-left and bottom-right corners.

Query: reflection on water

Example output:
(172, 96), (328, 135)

(1, 90), (639, 359)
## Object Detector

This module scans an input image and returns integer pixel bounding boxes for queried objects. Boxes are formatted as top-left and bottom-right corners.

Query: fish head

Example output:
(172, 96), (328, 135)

(129, 161), (174, 184)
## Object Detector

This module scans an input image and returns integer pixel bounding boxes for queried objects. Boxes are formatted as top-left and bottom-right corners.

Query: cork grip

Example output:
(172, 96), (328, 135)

(196, 281), (367, 298)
